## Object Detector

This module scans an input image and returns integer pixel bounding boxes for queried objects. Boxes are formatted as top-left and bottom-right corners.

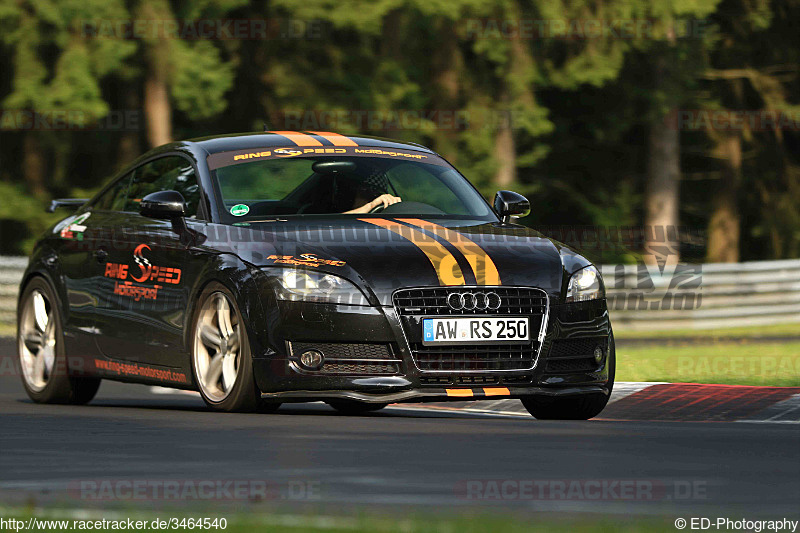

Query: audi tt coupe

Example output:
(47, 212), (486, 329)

(18, 131), (614, 419)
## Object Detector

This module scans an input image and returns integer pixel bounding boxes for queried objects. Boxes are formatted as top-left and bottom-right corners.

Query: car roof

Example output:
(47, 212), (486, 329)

(179, 131), (437, 156)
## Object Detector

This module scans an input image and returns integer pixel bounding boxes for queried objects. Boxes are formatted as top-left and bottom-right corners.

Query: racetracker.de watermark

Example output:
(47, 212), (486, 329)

(265, 109), (518, 132)
(459, 18), (710, 40)
(0, 109), (141, 131)
(456, 479), (707, 501)
(69, 479), (321, 501)
(79, 18), (329, 40)
(674, 109), (800, 131)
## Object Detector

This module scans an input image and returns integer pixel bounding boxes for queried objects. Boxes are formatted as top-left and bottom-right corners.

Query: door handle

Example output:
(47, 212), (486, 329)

(94, 249), (109, 263)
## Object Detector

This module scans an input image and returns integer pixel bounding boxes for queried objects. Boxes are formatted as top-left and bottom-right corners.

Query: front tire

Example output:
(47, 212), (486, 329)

(522, 334), (616, 420)
(190, 283), (278, 413)
(17, 277), (101, 404)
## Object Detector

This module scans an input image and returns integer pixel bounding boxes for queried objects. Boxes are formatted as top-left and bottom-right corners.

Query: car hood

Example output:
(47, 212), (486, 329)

(206, 218), (583, 305)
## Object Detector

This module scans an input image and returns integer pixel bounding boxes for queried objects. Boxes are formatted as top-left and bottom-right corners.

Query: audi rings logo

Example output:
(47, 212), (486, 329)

(446, 291), (502, 311)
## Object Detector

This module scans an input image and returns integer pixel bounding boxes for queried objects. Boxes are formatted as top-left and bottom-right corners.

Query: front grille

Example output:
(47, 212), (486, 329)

(321, 363), (399, 374)
(289, 341), (401, 375)
(544, 337), (606, 374)
(551, 300), (606, 322)
(549, 337), (606, 358)
(502, 374), (532, 385)
(420, 376), (451, 385)
(290, 342), (394, 360)
(456, 375), (499, 385)
(420, 374), (532, 386)
(410, 343), (539, 371)
(393, 287), (547, 316)
(395, 287), (548, 372)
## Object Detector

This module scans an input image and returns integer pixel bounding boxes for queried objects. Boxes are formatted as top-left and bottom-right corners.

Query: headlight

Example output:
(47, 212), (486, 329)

(275, 270), (368, 305)
(566, 265), (604, 302)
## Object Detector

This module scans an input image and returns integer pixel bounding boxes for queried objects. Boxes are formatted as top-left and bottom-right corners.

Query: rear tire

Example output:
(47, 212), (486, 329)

(522, 333), (616, 420)
(326, 400), (388, 415)
(17, 277), (101, 405)
(190, 283), (276, 413)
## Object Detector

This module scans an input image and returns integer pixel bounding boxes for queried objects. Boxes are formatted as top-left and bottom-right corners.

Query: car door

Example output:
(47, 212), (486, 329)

(90, 170), (161, 362)
(94, 154), (205, 367)
(56, 172), (132, 359)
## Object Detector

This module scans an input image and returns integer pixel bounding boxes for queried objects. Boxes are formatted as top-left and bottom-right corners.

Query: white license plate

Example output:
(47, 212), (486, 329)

(422, 317), (530, 345)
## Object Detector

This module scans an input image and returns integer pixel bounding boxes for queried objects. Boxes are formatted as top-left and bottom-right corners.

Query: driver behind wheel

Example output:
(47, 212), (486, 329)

(343, 172), (401, 214)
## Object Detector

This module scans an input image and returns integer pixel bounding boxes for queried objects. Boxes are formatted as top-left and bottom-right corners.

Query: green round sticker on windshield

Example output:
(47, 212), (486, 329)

(230, 204), (250, 216)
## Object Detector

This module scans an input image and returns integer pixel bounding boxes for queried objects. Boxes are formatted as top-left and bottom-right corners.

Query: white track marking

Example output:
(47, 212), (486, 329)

(738, 393), (800, 424)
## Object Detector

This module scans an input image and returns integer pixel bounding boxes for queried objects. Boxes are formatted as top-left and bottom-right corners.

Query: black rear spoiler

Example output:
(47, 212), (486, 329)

(47, 199), (89, 213)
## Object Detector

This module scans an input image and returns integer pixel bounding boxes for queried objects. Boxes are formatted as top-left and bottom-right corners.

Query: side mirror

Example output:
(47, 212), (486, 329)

(140, 190), (186, 219)
(494, 190), (530, 224)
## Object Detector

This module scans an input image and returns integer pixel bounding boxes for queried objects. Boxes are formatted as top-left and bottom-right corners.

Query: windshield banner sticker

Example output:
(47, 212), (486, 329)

(207, 145), (446, 171)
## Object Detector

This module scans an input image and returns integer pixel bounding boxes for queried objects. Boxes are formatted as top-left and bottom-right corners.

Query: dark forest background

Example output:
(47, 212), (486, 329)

(0, 0), (798, 263)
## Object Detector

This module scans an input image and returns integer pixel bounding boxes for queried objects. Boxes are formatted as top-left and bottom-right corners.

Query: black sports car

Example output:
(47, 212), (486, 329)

(18, 131), (614, 419)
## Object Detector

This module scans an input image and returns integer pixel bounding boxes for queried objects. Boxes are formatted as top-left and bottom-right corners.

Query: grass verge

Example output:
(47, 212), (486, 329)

(616, 341), (800, 386)
(614, 322), (800, 340)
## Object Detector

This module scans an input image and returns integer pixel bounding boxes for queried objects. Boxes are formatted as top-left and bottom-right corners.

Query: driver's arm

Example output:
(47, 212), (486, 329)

(344, 194), (402, 214)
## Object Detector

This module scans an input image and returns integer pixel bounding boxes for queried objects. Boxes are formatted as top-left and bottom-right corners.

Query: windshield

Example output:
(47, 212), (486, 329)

(207, 146), (494, 221)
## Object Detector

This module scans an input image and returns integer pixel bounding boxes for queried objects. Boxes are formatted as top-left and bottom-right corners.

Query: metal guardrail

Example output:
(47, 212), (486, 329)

(1, 256), (799, 332)
(0, 256), (27, 329)
(600, 258), (800, 330)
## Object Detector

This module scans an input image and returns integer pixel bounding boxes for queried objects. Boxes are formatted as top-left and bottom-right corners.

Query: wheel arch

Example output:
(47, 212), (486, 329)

(18, 260), (68, 323)
(181, 252), (271, 358)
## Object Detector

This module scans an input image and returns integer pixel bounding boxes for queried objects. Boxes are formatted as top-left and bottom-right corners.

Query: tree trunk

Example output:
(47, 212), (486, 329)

(493, 102), (517, 188)
(22, 132), (47, 200)
(144, 67), (171, 148)
(118, 85), (142, 167)
(645, 51), (681, 263)
(644, 107), (681, 262)
(706, 133), (741, 262)
(430, 17), (461, 164)
(492, 6), (534, 190)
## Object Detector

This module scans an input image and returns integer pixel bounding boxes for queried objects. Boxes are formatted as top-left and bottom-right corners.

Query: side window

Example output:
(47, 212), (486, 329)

(125, 156), (201, 218)
(93, 173), (133, 211)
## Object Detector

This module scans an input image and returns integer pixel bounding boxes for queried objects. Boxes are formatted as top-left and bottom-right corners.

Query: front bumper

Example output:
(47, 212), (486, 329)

(251, 298), (613, 403)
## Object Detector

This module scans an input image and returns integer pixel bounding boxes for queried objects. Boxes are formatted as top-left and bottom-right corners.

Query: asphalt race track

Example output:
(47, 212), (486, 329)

(1, 338), (798, 521)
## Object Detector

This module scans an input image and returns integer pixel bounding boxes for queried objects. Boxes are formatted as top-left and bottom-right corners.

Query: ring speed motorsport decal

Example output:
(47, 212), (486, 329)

(104, 244), (182, 301)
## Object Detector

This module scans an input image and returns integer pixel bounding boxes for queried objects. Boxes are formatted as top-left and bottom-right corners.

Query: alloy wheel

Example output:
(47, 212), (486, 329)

(18, 290), (57, 392)
(193, 292), (242, 402)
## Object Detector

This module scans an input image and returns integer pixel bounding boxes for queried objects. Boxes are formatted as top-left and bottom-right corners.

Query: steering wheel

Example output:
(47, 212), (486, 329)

(369, 202), (393, 214)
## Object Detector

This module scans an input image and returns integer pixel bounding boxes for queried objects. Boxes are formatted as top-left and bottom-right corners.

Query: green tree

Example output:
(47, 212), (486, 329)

(0, 0), (135, 199)
(129, 0), (247, 147)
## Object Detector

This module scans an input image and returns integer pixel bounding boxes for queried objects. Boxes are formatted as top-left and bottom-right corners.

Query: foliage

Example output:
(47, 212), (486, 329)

(0, 0), (797, 260)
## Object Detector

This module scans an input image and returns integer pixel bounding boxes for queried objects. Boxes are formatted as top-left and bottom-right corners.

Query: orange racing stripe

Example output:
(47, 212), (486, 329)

(483, 387), (510, 397)
(398, 219), (501, 286)
(308, 131), (359, 146)
(359, 218), (465, 286)
(270, 131), (323, 147)
(446, 389), (474, 398)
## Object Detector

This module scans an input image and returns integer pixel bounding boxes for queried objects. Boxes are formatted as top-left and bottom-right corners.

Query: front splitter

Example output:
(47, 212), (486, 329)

(260, 384), (608, 404)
